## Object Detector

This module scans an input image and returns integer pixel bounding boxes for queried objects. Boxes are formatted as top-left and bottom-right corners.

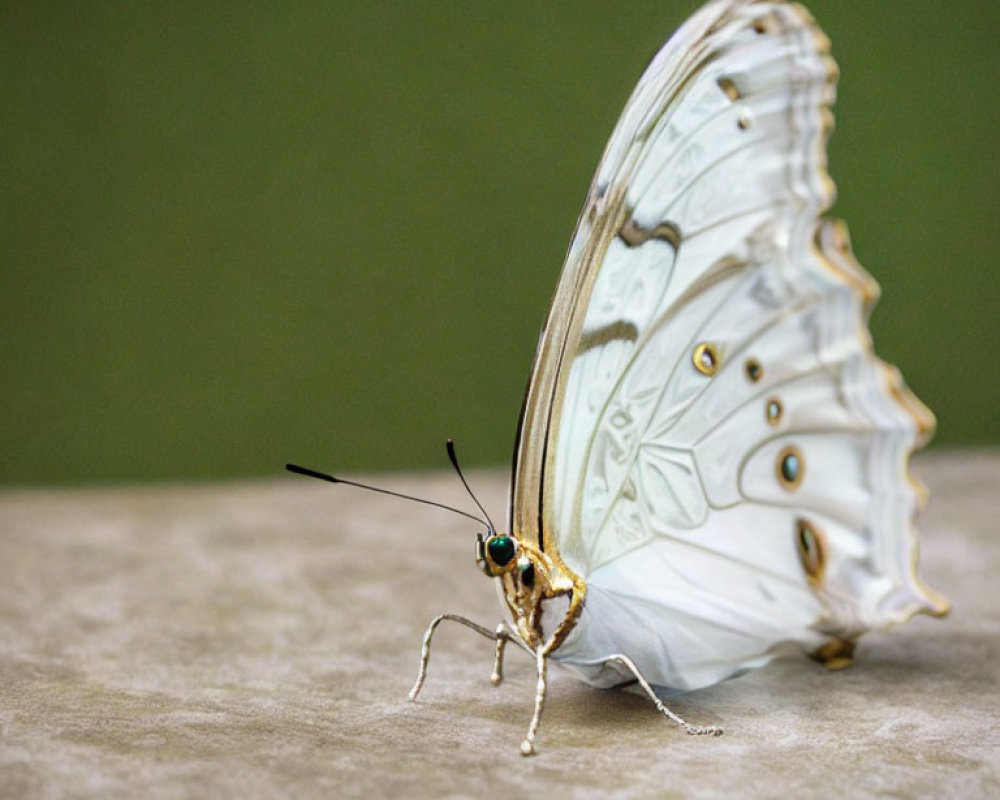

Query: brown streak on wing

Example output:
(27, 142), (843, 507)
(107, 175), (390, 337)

(619, 218), (683, 249)
(578, 320), (640, 354)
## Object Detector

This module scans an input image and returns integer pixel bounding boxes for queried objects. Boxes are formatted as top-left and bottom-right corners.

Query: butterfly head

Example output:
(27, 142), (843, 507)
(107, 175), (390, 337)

(476, 529), (576, 651)
(476, 531), (537, 589)
(476, 531), (519, 576)
(477, 531), (541, 586)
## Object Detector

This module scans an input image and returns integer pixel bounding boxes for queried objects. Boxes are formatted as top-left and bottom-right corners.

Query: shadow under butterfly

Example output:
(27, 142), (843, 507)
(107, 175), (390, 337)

(289, 0), (948, 756)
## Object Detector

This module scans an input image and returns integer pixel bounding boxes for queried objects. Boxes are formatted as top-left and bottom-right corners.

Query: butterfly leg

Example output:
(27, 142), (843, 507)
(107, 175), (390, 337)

(490, 622), (518, 686)
(608, 653), (723, 737)
(520, 648), (548, 756)
(409, 613), (518, 701)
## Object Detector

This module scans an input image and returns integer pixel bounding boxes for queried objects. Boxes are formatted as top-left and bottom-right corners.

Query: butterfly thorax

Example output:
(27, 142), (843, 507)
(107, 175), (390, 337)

(478, 533), (585, 653)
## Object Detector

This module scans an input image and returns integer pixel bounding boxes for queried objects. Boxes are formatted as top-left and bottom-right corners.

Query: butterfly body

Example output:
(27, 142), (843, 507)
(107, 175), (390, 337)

(401, 0), (946, 756)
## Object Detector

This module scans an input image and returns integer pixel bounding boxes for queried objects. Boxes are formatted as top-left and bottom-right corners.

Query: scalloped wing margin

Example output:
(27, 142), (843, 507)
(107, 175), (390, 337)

(510, 0), (946, 688)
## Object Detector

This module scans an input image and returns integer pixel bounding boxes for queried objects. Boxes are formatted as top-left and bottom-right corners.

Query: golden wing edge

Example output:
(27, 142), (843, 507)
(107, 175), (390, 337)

(509, 0), (949, 635)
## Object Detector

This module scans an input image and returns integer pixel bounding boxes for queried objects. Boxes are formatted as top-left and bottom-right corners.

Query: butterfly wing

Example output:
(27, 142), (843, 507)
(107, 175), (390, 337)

(511, 0), (947, 691)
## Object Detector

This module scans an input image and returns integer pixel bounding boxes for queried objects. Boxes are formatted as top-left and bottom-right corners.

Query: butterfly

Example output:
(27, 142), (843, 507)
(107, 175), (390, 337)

(291, 0), (948, 756)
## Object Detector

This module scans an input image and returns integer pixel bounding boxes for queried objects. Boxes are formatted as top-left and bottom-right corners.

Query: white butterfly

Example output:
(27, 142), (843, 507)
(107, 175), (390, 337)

(354, 0), (949, 756)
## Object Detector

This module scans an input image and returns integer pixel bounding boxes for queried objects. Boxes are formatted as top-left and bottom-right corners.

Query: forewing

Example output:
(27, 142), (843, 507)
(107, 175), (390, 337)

(510, 0), (945, 660)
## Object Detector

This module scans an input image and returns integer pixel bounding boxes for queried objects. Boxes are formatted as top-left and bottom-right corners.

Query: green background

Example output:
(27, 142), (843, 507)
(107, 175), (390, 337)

(3, 2), (997, 486)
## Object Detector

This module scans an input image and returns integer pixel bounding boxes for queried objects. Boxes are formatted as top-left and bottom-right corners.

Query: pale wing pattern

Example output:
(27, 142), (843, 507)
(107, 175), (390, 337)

(511, 0), (945, 688)
(510, 0), (743, 547)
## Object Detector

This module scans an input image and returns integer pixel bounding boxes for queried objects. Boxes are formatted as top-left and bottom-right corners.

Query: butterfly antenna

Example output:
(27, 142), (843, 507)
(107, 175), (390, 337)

(445, 439), (497, 534)
(285, 463), (489, 527)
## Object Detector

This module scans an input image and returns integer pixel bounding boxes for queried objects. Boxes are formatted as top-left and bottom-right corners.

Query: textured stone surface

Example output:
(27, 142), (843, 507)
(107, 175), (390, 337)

(1, 451), (997, 799)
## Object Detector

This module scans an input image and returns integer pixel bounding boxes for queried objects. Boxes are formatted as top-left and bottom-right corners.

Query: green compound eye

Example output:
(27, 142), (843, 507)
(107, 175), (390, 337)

(486, 535), (517, 568)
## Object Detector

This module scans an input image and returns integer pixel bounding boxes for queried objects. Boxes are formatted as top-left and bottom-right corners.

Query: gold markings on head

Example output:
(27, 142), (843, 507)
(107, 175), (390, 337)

(776, 445), (803, 489)
(736, 114), (752, 131)
(795, 518), (826, 587)
(744, 358), (763, 383)
(692, 343), (720, 376)
(765, 397), (782, 426)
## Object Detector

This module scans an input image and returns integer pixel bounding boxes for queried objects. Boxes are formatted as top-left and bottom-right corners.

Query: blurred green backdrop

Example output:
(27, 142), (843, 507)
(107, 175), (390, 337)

(2, 2), (997, 486)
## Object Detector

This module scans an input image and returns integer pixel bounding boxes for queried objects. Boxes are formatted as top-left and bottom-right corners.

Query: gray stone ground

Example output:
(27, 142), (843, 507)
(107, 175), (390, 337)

(0, 450), (997, 799)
